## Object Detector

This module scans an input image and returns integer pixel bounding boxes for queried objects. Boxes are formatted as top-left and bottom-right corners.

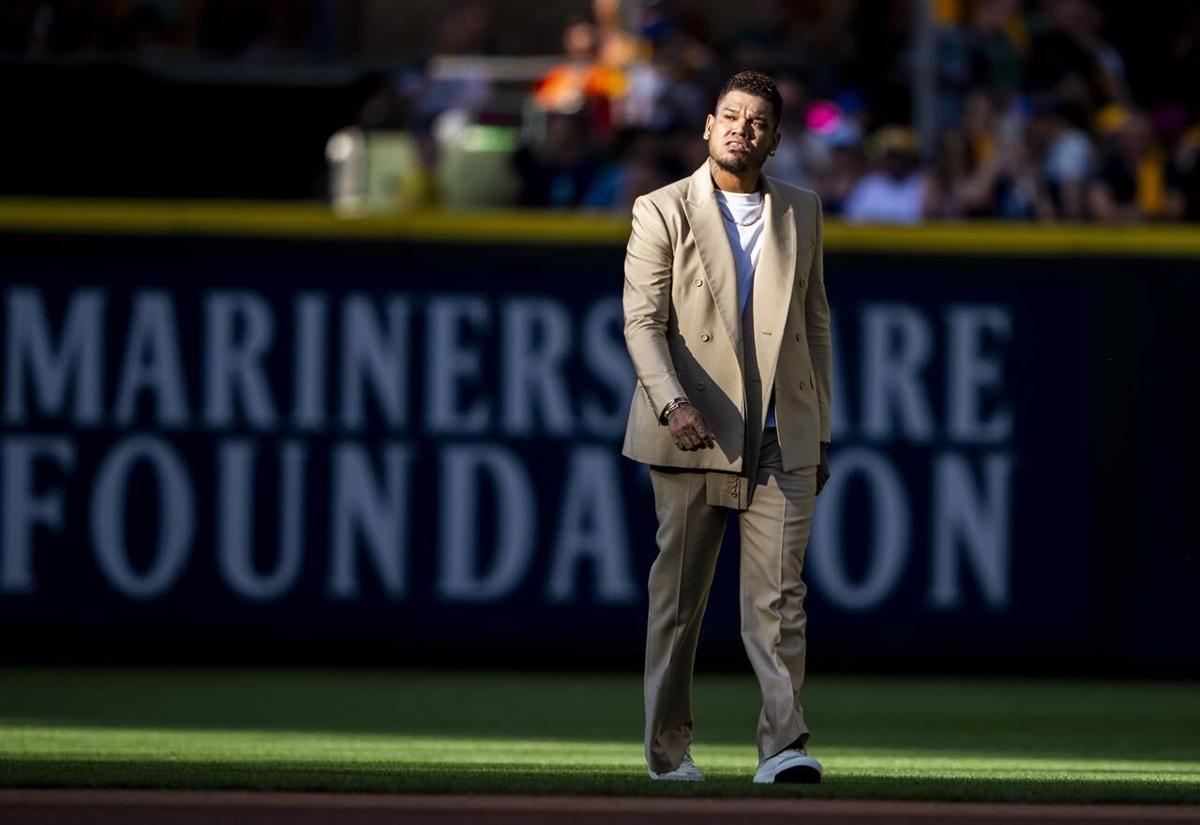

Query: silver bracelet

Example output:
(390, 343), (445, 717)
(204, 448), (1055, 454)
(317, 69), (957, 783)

(660, 397), (690, 425)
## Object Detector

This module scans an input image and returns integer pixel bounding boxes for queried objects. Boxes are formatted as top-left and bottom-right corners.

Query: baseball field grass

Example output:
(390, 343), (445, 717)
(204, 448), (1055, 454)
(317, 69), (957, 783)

(0, 668), (1196, 804)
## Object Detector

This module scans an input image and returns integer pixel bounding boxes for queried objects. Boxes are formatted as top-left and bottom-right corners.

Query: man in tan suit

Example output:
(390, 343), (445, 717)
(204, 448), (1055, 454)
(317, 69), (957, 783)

(622, 71), (832, 784)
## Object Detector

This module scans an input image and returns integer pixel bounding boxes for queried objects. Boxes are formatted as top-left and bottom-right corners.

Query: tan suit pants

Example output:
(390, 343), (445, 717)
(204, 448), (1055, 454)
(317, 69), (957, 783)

(644, 429), (816, 773)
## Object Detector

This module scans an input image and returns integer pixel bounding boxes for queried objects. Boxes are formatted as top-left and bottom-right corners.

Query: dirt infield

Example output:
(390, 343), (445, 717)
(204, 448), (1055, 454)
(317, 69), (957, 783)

(3, 790), (1199, 825)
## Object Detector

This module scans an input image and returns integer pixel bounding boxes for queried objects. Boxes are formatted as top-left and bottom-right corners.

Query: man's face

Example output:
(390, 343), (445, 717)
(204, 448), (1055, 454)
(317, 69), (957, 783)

(704, 90), (780, 175)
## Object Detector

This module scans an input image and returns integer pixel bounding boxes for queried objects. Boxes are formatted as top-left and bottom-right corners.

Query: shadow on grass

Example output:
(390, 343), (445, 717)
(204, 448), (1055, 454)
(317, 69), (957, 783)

(2, 669), (1198, 763)
(1, 759), (1198, 805)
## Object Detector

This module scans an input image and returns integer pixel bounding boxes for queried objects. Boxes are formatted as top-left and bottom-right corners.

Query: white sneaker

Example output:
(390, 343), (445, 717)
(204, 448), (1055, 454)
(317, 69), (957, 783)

(648, 750), (705, 781)
(752, 748), (823, 784)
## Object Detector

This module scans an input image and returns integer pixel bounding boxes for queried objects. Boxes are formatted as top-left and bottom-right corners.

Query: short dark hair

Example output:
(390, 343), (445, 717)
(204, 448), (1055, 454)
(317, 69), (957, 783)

(716, 70), (783, 127)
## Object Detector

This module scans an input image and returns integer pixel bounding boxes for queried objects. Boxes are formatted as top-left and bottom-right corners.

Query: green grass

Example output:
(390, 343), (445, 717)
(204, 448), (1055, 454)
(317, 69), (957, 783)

(0, 668), (1197, 804)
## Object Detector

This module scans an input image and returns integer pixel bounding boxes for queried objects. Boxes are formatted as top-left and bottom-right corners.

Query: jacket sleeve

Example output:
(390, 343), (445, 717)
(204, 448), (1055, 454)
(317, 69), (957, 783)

(805, 191), (833, 443)
(623, 195), (687, 420)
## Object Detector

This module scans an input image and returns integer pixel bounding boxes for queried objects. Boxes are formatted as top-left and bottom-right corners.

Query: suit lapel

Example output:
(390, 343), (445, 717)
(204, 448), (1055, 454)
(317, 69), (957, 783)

(684, 165), (742, 365)
(752, 177), (797, 419)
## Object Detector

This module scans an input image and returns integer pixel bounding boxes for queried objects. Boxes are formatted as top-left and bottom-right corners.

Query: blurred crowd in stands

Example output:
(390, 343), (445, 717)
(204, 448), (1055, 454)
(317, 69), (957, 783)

(4, 0), (1200, 222)
(507, 0), (1200, 222)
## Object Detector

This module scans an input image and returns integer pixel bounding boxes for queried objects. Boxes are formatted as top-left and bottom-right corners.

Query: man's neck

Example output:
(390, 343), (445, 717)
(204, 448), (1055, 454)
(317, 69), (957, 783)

(708, 158), (761, 194)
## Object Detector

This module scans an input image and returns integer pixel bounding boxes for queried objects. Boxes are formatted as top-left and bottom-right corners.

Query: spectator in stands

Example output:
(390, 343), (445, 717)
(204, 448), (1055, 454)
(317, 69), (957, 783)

(1087, 105), (1184, 222)
(614, 0), (715, 131)
(412, 3), (495, 129)
(933, 127), (972, 218)
(995, 127), (1054, 220)
(810, 122), (863, 217)
(513, 111), (602, 207)
(933, 1), (977, 131)
(729, 0), (807, 74)
(619, 20), (715, 132)
(797, 98), (863, 216)
(763, 75), (829, 190)
(1075, 0), (1130, 104)
(843, 126), (934, 224)
(593, 0), (640, 70)
(9, 0), (1200, 223)
(1027, 0), (1119, 112)
(936, 90), (1049, 219)
(1030, 99), (1094, 220)
(928, 0), (1025, 134)
(1171, 117), (1200, 221)
(534, 17), (625, 140)
(966, 0), (1027, 95)
(582, 128), (682, 210)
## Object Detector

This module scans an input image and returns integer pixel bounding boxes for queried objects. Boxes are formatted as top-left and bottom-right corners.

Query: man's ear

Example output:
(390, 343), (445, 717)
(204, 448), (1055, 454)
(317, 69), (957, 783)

(769, 130), (782, 156)
(703, 113), (714, 140)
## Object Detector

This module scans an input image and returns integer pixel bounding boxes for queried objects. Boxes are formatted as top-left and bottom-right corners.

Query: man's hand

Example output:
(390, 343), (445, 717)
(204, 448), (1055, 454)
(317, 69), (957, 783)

(667, 403), (716, 451)
(816, 442), (831, 495)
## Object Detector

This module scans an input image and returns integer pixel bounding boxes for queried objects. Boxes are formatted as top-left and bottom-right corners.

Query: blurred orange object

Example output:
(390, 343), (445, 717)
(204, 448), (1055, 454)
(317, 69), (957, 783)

(535, 63), (627, 113)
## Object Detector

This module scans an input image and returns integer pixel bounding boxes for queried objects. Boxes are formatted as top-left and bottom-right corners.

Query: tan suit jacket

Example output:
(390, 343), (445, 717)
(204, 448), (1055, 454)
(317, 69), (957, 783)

(622, 161), (832, 474)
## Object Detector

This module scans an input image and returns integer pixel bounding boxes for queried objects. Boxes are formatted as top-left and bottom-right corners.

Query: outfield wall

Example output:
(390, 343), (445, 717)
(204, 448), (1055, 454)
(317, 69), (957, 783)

(1, 204), (1197, 672)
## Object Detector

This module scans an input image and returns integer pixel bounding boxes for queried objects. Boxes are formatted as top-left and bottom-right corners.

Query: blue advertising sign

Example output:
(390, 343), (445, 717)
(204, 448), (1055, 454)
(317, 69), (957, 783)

(0, 230), (1195, 670)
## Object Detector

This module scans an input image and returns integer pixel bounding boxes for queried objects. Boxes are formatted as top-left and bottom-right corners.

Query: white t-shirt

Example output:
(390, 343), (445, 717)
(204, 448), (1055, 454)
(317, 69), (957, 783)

(715, 189), (765, 312)
(714, 188), (776, 428)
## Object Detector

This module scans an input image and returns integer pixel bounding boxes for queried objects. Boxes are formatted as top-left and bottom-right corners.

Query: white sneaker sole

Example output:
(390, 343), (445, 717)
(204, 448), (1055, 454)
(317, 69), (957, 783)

(648, 768), (705, 781)
(753, 753), (823, 784)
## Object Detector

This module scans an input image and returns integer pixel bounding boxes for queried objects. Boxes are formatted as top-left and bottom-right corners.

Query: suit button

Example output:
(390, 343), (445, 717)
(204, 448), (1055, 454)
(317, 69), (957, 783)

(695, 381), (706, 391)
(694, 278), (703, 287)
(795, 333), (801, 342)
(700, 332), (711, 342)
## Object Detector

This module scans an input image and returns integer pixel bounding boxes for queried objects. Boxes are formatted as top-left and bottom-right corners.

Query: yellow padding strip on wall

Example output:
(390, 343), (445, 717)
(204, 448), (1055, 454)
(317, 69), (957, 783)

(2, 199), (1200, 256)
